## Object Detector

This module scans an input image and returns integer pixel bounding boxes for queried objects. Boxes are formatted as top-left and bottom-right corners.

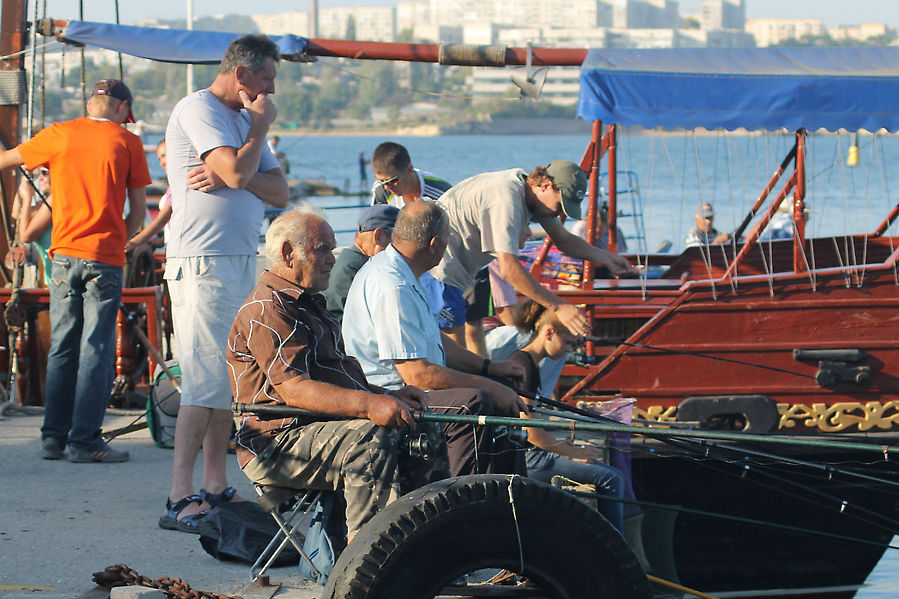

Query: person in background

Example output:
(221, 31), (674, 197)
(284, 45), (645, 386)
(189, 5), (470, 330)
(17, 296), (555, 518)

(323, 204), (397, 324)
(358, 151), (370, 190)
(127, 140), (172, 251)
(14, 167), (53, 285)
(160, 34), (288, 533)
(759, 199), (807, 242)
(370, 141), (452, 209)
(267, 135), (289, 174)
(0, 78), (149, 463)
(685, 202), (730, 248)
(570, 202), (628, 253)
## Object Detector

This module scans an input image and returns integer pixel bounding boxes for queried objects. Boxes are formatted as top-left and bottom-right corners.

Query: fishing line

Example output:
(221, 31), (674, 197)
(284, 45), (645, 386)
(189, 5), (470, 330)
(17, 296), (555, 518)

(659, 436), (899, 533)
(565, 489), (899, 552)
(530, 393), (899, 531)
(582, 335), (815, 379)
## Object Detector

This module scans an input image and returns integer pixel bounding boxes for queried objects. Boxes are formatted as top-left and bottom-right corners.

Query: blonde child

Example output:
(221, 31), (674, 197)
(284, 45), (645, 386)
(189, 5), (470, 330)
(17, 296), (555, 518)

(508, 299), (625, 532)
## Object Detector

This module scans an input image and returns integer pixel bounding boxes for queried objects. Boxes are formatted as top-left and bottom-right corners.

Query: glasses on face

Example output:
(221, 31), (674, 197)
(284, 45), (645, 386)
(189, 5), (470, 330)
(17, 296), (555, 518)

(376, 174), (401, 187)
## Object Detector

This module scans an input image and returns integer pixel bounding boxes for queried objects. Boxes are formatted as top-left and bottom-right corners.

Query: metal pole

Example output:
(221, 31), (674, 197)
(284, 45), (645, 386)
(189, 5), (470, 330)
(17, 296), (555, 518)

(185, 0), (194, 95)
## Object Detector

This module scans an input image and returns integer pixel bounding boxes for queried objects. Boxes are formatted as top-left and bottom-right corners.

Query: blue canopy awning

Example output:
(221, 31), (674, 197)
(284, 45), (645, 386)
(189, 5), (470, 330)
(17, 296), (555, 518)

(59, 20), (308, 64)
(577, 46), (899, 132)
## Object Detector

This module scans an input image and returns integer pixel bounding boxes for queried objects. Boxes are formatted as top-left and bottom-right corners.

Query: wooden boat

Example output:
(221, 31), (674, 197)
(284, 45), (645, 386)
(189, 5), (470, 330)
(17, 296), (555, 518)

(5, 12), (899, 598)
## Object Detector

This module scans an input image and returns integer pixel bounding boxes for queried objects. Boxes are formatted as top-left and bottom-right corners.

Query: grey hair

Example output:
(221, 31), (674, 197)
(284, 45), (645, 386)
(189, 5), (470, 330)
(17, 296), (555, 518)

(219, 34), (280, 75)
(393, 201), (448, 247)
(264, 204), (326, 264)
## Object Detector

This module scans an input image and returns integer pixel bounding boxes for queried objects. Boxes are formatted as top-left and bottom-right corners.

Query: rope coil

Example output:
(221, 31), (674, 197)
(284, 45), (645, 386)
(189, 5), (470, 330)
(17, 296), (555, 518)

(438, 43), (507, 67)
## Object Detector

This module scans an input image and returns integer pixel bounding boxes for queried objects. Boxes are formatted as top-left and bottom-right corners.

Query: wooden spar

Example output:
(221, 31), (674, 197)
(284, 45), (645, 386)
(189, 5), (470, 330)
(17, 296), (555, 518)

(731, 141), (798, 242)
(793, 130), (807, 273)
(581, 120), (602, 290)
(0, 0), (27, 278)
(43, 20), (589, 67)
(873, 205), (899, 237)
(606, 124), (618, 254)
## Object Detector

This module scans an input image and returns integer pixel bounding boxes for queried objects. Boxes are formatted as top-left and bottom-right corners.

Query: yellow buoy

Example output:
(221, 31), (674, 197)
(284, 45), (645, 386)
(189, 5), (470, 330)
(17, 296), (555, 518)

(847, 133), (859, 167)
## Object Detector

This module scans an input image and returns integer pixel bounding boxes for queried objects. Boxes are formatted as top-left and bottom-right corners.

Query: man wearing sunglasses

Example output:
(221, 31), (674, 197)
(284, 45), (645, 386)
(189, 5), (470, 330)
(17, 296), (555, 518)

(370, 142), (452, 209)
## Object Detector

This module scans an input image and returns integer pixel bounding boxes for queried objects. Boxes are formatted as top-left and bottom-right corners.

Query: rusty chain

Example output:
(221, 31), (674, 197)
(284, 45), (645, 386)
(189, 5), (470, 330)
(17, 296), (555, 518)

(92, 564), (243, 599)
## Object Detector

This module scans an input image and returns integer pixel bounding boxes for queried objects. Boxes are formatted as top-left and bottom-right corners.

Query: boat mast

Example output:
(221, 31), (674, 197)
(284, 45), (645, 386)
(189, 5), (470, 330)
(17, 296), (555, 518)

(0, 0), (28, 275)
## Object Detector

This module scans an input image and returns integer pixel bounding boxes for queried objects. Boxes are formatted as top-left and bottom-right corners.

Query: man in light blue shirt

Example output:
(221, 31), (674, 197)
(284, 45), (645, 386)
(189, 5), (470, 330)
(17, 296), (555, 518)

(343, 201), (527, 476)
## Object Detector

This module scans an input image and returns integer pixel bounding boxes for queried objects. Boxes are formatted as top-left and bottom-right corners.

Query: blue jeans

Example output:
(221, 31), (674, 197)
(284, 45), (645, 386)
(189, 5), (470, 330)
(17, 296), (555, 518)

(41, 254), (122, 450)
(525, 447), (625, 532)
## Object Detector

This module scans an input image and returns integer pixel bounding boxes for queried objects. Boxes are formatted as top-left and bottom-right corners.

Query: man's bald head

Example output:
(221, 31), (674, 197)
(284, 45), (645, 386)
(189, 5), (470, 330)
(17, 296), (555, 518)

(393, 201), (448, 248)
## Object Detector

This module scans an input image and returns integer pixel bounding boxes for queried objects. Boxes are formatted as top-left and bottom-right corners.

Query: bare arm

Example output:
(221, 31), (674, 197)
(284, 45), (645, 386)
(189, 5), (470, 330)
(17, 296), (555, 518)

(271, 377), (419, 428)
(441, 331), (525, 389)
(201, 91), (277, 189)
(541, 218), (635, 276)
(19, 204), (51, 243)
(188, 164), (288, 209)
(0, 147), (24, 171)
(127, 203), (172, 250)
(495, 251), (591, 336)
(394, 357), (526, 416)
(244, 168), (288, 208)
(124, 187), (147, 240)
(520, 404), (604, 461)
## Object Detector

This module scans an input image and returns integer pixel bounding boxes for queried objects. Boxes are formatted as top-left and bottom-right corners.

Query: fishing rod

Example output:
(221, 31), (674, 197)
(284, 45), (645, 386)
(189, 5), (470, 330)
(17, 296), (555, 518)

(583, 335), (815, 379)
(528, 391), (899, 528)
(235, 399), (899, 532)
(533, 389), (899, 536)
(232, 402), (899, 457)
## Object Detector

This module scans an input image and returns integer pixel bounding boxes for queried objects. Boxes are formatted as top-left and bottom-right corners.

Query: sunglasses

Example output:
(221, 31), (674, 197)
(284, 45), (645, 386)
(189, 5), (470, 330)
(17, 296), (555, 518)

(376, 174), (401, 187)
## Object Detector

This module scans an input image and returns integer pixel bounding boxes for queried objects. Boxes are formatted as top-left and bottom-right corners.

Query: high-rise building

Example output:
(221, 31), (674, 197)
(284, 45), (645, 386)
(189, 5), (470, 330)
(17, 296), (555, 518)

(700, 0), (745, 30)
(612, 0), (679, 29)
(745, 18), (826, 47)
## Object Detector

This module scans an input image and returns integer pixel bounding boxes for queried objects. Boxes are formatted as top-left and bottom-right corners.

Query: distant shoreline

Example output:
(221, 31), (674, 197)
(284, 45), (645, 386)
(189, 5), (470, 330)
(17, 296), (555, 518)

(136, 118), (898, 139)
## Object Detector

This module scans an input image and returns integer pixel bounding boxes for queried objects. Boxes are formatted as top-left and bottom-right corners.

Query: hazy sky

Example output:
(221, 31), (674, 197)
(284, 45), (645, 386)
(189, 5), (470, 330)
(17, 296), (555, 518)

(38, 0), (898, 29)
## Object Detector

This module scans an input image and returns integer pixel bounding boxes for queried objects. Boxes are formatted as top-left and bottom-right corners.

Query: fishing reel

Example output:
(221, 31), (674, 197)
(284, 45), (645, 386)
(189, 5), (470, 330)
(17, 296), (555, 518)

(493, 425), (529, 448)
(402, 431), (431, 460)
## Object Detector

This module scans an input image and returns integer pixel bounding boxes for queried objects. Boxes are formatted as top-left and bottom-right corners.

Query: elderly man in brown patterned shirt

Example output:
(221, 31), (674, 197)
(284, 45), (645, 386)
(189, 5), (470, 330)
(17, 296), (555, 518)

(227, 206), (445, 540)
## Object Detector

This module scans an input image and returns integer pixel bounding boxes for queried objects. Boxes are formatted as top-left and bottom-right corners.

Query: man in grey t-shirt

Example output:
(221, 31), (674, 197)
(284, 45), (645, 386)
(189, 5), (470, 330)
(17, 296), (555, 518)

(160, 34), (288, 534)
(430, 161), (635, 343)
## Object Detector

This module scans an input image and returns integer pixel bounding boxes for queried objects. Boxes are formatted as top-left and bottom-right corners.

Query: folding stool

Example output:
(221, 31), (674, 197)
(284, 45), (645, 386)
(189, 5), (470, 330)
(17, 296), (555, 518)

(250, 484), (325, 582)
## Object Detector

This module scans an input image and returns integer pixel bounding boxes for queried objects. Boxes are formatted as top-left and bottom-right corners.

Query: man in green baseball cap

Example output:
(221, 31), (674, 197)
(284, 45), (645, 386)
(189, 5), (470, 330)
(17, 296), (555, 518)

(430, 160), (635, 350)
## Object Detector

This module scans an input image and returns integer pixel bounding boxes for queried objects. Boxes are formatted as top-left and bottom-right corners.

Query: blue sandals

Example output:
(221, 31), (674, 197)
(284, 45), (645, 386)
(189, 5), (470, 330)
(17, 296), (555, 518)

(158, 494), (207, 534)
(200, 486), (236, 509)
(158, 487), (237, 534)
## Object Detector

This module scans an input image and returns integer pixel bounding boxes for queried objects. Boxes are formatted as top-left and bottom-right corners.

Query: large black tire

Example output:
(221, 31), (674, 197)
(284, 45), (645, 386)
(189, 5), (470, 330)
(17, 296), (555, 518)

(323, 474), (652, 599)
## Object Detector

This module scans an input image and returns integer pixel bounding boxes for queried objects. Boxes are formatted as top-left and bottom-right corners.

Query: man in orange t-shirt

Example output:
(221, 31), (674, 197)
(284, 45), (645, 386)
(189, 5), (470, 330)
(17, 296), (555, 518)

(0, 78), (149, 463)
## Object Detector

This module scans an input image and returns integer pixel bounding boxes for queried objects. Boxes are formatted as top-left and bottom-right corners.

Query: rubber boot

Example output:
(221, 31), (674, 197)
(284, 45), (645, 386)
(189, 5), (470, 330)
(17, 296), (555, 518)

(623, 512), (652, 573)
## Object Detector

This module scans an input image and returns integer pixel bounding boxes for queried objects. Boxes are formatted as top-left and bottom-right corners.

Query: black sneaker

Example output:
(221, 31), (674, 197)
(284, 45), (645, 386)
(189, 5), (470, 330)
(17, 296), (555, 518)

(40, 437), (65, 460)
(68, 444), (129, 463)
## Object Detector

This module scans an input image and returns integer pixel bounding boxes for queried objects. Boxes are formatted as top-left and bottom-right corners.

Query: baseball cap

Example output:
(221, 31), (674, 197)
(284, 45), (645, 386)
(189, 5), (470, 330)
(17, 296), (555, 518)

(546, 159), (587, 220)
(357, 204), (399, 232)
(92, 79), (135, 123)
(695, 202), (715, 219)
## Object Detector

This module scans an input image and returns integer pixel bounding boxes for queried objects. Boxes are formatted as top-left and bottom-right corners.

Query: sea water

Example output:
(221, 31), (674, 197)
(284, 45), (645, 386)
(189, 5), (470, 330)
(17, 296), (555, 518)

(147, 131), (899, 596)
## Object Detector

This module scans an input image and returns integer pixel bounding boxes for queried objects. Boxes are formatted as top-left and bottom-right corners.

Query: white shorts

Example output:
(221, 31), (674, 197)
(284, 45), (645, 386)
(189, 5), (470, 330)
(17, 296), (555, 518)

(164, 255), (255, 410)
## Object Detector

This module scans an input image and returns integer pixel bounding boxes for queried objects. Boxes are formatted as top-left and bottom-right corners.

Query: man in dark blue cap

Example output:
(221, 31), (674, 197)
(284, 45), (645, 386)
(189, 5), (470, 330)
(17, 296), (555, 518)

(323, 204), (399, 323)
